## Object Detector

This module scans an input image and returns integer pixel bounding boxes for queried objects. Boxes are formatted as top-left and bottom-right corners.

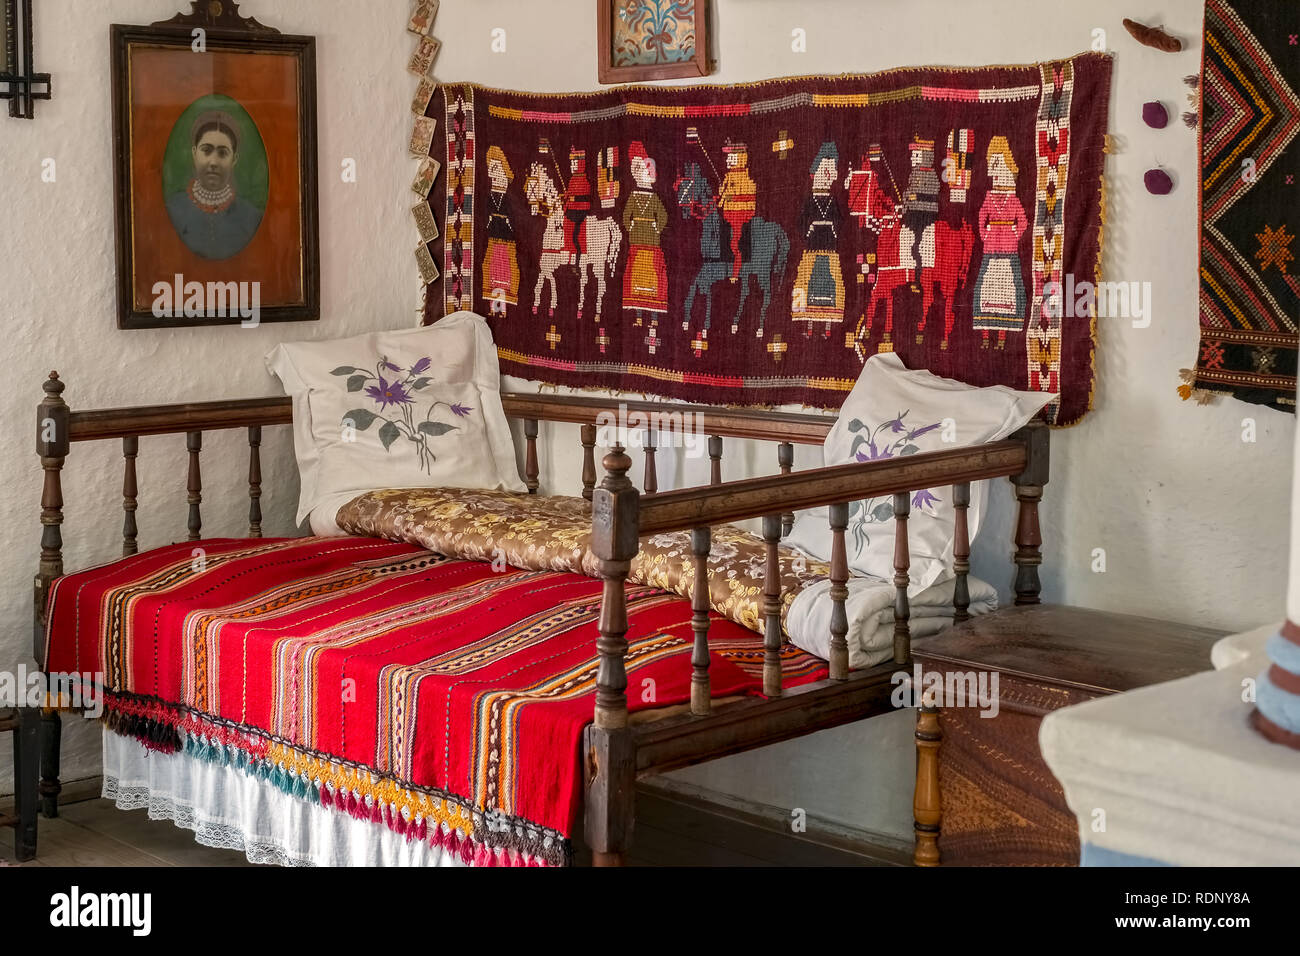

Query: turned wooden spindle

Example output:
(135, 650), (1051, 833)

(580, 423), (597, 501)
(690, 525), (711, 716)
(585, 443), (639, 866)
(708, 435), (722, 486)
(892, 491), (912, 665)
(761, 514), (783, 698)
(186, 431), (202, 541)
(122, 436), (139, 556)
(1011, 423), (1049, 605)
(778, 442), (795, 536)
(523, 419), (539, 494)
(952, 481), (971, 623)
(247, 426), (262, 537)
(35, 371), (69, 818)
(913, 703), (942, 867)
(828, 501), (850, 680)
(643, 432), (658, 495)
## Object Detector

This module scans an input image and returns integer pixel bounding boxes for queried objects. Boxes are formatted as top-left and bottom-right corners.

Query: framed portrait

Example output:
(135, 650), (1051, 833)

(110, 5), (319, 329)
(597, 0), (709, 85)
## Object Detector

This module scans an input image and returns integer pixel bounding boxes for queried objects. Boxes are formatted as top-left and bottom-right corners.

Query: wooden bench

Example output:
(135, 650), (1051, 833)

(911, 604), (1227, 866)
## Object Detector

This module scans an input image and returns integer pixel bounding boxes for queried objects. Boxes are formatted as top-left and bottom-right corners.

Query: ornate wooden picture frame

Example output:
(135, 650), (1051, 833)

(596, 0), (709, 85)
(111, 2), (319, 329)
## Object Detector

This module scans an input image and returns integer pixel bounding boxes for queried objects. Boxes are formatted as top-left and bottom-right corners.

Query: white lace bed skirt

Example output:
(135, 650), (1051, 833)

(102, 727), (465, 867)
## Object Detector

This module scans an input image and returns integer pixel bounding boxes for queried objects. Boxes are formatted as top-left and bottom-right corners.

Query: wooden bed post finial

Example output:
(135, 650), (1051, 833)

(586, 442), (639, 866)
(591, 442), (638, 729)
(35, 371), (69, 663)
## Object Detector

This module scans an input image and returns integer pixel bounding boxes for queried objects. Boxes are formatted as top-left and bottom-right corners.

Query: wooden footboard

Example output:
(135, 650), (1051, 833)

(34, 371), (1047, 864)
(580, 424), (1046, 865)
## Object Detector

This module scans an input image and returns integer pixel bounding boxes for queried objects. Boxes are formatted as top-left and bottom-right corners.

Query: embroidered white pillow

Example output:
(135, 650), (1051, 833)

(784, 352), (1052, 594)
(266, 312), (524, 527)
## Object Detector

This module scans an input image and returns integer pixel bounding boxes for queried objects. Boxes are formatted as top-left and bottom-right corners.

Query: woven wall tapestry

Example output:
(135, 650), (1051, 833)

(1181, 0), (1300, 413)
(422, 54), (1111, 425)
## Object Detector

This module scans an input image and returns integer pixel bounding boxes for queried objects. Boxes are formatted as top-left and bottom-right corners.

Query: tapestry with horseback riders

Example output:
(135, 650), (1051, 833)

(421, 53), (1110, 425)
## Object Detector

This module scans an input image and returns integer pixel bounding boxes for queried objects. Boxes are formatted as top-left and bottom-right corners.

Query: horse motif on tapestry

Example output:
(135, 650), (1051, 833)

(426, 61), (1110, 425)
(674, 158), (789, 343)
(523, 146), (622, 322)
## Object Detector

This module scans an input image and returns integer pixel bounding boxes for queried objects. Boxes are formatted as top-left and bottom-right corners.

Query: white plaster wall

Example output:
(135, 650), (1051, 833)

(0, 0), (1289, 844)
(0, 0), (417, 794)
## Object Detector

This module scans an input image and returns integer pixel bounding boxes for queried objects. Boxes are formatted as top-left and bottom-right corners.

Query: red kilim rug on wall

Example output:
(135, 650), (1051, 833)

(420, 55), (1111, 425)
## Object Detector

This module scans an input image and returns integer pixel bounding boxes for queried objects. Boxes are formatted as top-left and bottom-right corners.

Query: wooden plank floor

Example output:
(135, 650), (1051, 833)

(1, 786), (901, 868)
(0, 800), (257, 867)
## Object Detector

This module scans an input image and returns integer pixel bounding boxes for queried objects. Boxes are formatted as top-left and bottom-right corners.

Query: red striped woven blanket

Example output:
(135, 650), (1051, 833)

(44, 535), (826, 865)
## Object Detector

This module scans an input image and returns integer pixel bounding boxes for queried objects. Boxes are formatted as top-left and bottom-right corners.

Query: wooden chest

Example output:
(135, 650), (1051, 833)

(913, 604), (1227, 866)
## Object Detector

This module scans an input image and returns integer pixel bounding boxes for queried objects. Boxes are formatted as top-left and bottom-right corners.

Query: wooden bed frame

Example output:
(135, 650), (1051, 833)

(33, 371), (1049, 867)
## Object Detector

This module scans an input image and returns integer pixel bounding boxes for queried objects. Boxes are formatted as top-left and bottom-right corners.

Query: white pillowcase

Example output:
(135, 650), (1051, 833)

(784, 352), (1051, 594)
(266, 312), (524, 527)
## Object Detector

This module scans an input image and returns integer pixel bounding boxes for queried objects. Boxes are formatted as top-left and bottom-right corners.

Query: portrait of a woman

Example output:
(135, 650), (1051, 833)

(164, 109), (266, 260)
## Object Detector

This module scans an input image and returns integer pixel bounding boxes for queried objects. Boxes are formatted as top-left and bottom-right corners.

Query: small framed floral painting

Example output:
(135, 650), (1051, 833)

(110, 3), (319, 329)
(597, 0), (708, 85)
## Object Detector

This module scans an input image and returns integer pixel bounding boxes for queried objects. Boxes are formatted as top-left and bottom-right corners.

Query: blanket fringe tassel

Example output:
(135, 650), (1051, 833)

(98, 695), (564, 867)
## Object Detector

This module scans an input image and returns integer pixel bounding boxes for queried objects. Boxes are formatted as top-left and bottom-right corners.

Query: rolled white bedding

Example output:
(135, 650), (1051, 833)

(786, 574), (997, 669)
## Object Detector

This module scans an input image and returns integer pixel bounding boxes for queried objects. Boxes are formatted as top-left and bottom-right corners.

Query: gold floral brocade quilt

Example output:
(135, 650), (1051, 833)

(336, 487), (832, 635)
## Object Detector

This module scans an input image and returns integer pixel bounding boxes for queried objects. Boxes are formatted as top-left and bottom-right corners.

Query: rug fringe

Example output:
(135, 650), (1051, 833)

(1177, 369), (1221, 405)
(97, 693), (569, 867)
(1182, 74), (1201, 130)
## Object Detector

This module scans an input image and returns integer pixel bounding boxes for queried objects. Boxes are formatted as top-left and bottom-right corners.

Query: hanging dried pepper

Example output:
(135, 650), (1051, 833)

(1123, 18), (1183, 53)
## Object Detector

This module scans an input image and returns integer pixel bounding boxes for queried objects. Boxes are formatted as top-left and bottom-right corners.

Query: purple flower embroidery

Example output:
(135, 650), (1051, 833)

(845, 410), (943, 550)
(855, 440), (894, 462)
(912, 489), (942, 511)
(365, 376), (413, 409)
(334, 355), (470, 476)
